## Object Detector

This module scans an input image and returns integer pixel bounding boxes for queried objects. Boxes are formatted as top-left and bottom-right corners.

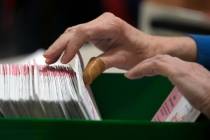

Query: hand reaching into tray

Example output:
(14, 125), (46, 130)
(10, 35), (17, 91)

(44, 12), (210, 118)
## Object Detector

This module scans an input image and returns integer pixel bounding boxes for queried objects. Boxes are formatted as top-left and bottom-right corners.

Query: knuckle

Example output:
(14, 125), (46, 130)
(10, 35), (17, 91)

(189, 62), (203, 71)
(64, 24), (88, 40)
(154, 54), (178, 62)
(154, 55), (162, 59)
(64, 27), (72, 33)
(101, 12), (121, 27)
(65, 24), (85, 34)
(151, 59), (160, 67)
(102, 12), (115, 18)
(190, 62), (200, 67)
(154, 54), (166, 60)
(74, 25), (85, 34)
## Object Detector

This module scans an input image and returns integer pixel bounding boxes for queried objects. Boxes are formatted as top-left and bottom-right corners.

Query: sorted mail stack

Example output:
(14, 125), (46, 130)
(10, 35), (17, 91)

(0, 52), (101, 120)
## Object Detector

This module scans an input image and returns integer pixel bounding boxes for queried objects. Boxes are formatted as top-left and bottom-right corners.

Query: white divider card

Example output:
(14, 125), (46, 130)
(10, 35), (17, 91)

(71, 54), (101, 120)
(0, 52), (101, 120)
(152, 87), (200, 122)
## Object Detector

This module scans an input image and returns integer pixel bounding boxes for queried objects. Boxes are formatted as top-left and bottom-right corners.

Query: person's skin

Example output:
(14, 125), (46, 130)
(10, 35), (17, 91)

(125, 55), (210, 118)
(44, 12), (210, 118)
(44, 12), (196, 69)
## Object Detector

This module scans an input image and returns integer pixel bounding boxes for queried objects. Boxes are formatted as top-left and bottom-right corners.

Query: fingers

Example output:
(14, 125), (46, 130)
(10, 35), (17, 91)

(44, 25), (89, 64)
(125, 55), (177, 79)
(44, 33), (70, 64)
(44, 12), (123, 64)
(60, 27), (88, 63)
(124, 54), (210, 118)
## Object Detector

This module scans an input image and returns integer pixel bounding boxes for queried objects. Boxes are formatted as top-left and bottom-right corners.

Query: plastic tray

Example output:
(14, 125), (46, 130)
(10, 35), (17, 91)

(0, 74), (209, 139)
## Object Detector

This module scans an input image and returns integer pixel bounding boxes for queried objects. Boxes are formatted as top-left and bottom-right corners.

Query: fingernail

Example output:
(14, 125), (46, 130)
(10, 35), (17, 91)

(125, 72), (143, 80)
(45, 59), (50, 64)
(61, 58), (67, 64)
(44, 47), (53, 55)
(43, 51), (50, 57)
(124, 72), (134, 79)
(43, 53), (47, 57)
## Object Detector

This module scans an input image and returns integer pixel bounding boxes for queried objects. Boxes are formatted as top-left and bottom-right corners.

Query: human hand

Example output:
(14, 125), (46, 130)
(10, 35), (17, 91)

(44, 12), (197, 85)
(44, 12), (161, 70)
(125, 55), (210, 118)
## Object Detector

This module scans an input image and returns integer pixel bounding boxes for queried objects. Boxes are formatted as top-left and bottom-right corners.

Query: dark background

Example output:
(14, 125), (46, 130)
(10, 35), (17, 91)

(1, 0), (209, 59)
(0, 0), (140, 58)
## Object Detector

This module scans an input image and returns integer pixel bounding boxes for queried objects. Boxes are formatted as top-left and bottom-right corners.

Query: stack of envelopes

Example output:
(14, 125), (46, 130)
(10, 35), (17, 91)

(0, 55), (100, 120)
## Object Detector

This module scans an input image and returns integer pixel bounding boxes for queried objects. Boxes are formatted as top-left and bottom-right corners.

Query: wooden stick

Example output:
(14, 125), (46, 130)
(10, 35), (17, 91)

(83, 57), (105, 85)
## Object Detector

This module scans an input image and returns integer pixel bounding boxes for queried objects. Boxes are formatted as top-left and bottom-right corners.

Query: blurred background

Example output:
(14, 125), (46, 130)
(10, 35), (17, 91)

(0, 0), (210, 60)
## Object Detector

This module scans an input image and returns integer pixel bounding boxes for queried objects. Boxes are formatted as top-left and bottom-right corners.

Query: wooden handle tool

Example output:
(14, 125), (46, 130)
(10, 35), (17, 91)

(83, 57), (105, 85)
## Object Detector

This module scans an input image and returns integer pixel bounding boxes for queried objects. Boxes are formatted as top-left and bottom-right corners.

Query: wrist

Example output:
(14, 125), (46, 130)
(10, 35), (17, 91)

(150, 36), (197, 61)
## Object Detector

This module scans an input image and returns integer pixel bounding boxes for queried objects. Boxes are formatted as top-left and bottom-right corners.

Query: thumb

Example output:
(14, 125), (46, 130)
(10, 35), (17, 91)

(125, 62), (155, 80)
(125, 58), (164, 80)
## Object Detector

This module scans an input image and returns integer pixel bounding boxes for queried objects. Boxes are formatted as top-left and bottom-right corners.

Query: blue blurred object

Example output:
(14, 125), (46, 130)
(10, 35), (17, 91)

(191, 35), (210, 70)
